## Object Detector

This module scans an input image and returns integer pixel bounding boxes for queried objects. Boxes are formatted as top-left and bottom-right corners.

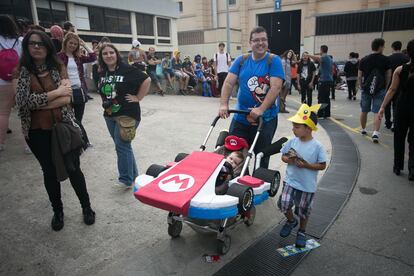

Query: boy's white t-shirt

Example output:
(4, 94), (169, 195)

(214, 52), (231, 73)
(280, 137), (327, 193)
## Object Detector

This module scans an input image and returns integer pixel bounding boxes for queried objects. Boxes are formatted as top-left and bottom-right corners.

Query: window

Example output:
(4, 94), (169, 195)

(384, 7), (414, 31)
(36, 0), (67, 28)
(136, 13), (154, 36)
(157, 17), (170, 37)
(179, 1), (183, 12)
(0, 0), (33, 22)
(229, 0), (236, 5)
(88, 7), (131, 34)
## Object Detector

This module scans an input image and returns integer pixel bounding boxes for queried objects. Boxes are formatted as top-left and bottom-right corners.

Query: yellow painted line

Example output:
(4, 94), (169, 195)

(329, 117), (392, 150)
(352, 120), (373, 131)
(288, 97), (394, 151)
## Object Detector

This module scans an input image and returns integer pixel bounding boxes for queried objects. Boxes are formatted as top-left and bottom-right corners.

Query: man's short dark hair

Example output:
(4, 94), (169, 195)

(371, 38), (385, 51)
(320, 45), (328, 53)
(218, 42), (225, 48)
(249, 26), (267, 41)
(391, 41), (402, 51)
(63, 21), (74, 31)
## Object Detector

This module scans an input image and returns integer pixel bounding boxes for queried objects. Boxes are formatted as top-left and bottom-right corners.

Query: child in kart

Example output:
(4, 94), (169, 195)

(215, 135), (248, 193)
(278, 104), (327, 248)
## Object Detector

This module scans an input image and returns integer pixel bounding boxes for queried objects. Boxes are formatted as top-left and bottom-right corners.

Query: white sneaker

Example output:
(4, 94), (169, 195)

(360, 129), (367, 135)
(372, 131), (380, 143)
(113, 181), (132, 190)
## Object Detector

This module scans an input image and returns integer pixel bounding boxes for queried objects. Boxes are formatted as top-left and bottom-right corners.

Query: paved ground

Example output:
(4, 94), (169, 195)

(0, 93), (331, 276)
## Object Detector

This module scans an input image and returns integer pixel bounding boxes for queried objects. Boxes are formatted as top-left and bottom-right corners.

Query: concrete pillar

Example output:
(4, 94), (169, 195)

(130, 12), (137, 40)
(30, 0), (38, 25)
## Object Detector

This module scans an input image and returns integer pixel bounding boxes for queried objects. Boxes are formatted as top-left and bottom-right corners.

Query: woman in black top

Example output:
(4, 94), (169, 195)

(96, 44), (150, 188)
(297, 52), (316, 106)
(379, 39), (414, 181)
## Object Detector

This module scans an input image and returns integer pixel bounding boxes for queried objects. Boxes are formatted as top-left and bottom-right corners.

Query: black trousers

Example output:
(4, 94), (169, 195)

(347, 80), (357, 99)
(27, 129), (91, 213)
(331, 76), (337, 99)
(317, 81), (332, 118)
(300, 79), (313, 106)
(217, 72), (228, 97)
(73, 103), (90, 144)
(394, 111), (414, 171)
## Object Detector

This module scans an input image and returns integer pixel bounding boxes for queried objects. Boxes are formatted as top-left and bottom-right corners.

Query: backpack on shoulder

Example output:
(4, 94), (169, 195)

(363, 68), (385, 96)
(0, 39), (19, 81)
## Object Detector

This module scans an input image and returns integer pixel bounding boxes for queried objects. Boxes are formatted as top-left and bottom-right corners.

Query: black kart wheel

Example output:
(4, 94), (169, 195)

(217, 234), (231, 255)
(226, 183), (253, 213)
(146, 164), (167, 177)
(244, 206), (256, 226)
(174, 153), (189, 162)
(253, 168), (280, 197)
(168, 220), (183, 238)
(269, 171), (281, 197)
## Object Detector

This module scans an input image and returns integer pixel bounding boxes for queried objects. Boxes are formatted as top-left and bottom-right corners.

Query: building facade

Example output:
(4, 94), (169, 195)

(177, 0), (414, 61)
(1, 0), (180, 55)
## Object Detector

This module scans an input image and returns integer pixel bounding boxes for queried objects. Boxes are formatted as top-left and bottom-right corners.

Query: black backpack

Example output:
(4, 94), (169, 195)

(363, 67), (385, 95)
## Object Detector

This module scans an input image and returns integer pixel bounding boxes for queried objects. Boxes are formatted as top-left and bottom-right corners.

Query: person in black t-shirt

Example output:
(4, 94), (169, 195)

(384, 41), (410, 130)
(344, 52), (359, 100)
(358, 38), (392, 143)
(297, 52), (316, 106)
(97, 43), (150, 188)
(379, 39), (414, 181)
(146, 46), (164, 96)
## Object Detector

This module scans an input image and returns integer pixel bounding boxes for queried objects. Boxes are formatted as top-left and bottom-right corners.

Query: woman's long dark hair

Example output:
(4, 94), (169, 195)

(18, 30), (63, 74)
(98, 43), (122, 73)
(0, 14), (19, 38)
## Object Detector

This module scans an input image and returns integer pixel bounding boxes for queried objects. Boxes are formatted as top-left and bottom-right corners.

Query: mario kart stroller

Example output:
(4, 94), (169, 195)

(134, 110), (287, 254)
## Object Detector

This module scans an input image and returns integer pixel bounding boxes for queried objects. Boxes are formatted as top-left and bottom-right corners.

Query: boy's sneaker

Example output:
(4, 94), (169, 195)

(280, 219), (298, 237)
(360, 129), (367, 135)
(295, 231), (307, 248)
(372, 131), (380, 143)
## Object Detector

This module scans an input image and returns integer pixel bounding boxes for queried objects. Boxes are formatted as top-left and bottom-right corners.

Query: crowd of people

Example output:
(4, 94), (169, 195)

(0, 13), (412, 250)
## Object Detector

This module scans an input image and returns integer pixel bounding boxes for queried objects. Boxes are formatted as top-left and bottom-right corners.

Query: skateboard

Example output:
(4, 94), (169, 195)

(276, 239), (320, 257)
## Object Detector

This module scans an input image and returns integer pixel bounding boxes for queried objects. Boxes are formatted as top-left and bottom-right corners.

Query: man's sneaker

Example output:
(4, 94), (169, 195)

(51, 211), (64, 231)
(113, 181), (132, 190)
(360, 129), (367, 135)
(280, 219), (298, 237)
(83, 207), (96, 225)
(295, 231), (307, 248)
(372, 132), (380, 143)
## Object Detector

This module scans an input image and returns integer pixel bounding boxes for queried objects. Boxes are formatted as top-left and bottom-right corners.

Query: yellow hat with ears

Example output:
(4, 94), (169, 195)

(287, 104), (321, 131)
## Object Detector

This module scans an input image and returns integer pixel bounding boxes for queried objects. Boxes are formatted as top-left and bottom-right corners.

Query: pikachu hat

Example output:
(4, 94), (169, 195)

(287, 104), (321, 131)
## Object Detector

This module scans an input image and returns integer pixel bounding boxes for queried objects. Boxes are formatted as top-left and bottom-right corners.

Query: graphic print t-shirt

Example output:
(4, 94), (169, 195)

(98, 62), (148, 121)
(229, 52), (284, 125)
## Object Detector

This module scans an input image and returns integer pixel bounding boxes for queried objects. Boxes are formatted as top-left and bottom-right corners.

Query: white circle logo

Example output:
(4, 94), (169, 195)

(158, 174), (195, 192)
(230, 139), (237, 146)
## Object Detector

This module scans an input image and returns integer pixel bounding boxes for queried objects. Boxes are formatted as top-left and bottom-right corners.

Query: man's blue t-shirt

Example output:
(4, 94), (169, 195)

(281, 137), (327, 193)
(229, 53), (284, 125)
(319, 54), (333, 82)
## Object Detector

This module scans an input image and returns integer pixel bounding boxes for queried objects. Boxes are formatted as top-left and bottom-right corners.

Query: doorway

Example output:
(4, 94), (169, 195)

(258, 10), (301, 55)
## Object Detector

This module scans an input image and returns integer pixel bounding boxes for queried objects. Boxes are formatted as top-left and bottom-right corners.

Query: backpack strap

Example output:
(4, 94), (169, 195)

(267, 53), (274, 66)
(239, 53), (250, 69)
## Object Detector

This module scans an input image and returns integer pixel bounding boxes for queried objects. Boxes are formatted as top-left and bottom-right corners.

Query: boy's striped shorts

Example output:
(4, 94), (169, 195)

(277, 183), (315, 219)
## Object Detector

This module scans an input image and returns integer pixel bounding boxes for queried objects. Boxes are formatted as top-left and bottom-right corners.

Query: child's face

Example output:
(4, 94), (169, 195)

(226, 153), (243, 169)
(292, 123), (311, 138)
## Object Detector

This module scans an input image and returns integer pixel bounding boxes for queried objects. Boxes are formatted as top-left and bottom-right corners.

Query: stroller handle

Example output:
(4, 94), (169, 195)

(212, 109), (264, 131)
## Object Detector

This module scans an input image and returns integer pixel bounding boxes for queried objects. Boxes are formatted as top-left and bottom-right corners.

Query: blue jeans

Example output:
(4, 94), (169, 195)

(360, 89), (386, 113)
(229, 117), (278, 168)
(104, 116), (139, 185)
